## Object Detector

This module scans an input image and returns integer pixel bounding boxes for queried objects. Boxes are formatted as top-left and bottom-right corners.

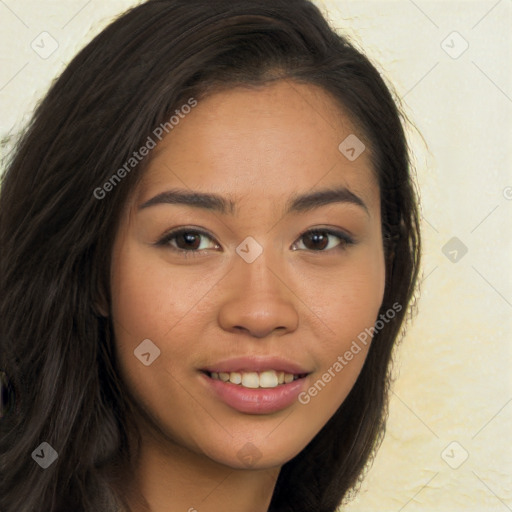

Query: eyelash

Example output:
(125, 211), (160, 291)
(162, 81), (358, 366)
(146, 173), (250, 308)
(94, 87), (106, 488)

(155, 227), (356, 258)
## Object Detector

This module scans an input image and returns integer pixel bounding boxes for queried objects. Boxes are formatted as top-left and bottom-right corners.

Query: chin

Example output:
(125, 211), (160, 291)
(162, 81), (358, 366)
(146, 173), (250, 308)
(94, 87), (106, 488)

(199, 431), (310, 471)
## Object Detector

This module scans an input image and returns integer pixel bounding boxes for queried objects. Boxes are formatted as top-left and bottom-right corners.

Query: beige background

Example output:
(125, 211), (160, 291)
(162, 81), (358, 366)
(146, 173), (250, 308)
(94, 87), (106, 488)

(1, 1), (511, 511)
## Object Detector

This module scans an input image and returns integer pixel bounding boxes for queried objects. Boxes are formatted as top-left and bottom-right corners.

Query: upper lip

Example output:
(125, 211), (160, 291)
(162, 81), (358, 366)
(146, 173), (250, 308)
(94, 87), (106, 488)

(201, 356), (311, 375)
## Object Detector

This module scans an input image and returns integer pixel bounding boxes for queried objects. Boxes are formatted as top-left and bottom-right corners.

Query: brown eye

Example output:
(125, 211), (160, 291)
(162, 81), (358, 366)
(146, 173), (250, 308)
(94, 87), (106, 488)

(156, 228), (219, 256)
(302, 231), (330, 250)
(293, 229), (355, 252)
(174, 231), (202, 250)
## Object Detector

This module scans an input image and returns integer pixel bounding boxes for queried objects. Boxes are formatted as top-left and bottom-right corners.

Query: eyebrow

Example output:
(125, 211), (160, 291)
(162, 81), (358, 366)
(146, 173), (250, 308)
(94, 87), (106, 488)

(138, 186), (369, 216)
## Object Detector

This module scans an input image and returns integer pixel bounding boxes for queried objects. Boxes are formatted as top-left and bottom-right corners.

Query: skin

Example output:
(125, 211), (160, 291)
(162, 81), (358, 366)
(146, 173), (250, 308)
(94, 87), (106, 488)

(108, 80), (385, 512)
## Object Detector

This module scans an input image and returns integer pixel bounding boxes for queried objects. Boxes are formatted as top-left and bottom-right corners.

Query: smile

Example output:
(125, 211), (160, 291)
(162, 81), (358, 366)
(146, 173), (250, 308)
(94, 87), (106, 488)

(206, 369), (308, 388)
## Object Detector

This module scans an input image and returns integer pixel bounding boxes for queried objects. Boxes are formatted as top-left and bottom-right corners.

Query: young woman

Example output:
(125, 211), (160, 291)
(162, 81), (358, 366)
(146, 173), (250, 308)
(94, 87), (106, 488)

(0, 1), (421, 511)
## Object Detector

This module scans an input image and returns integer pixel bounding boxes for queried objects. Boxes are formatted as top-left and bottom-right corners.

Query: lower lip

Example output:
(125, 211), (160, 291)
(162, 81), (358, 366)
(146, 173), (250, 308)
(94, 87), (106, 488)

(200, 372), (307, 414)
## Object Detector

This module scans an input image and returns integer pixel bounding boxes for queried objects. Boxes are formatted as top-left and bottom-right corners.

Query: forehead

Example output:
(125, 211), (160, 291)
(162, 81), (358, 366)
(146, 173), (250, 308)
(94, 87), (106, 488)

(134, 80), (378, 215)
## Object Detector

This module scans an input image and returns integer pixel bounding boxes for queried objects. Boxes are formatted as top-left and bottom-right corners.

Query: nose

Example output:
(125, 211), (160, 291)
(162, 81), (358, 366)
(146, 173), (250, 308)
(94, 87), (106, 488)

(217, 250), (300, 339)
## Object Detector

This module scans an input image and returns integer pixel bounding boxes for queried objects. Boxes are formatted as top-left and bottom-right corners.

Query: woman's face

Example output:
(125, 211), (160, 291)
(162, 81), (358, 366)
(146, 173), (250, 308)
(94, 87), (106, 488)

(110, 80), (385, 469)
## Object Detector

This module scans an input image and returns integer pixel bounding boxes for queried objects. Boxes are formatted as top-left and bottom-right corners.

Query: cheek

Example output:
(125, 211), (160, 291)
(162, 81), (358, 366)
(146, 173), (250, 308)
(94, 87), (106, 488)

(109, 244), (199, 423)
(297, 243), (385, 407)
(305, 244), (385, 345)
(110, 243), (202, 343)
(109, 241), (220, 394)
(109, 241), (180, 389)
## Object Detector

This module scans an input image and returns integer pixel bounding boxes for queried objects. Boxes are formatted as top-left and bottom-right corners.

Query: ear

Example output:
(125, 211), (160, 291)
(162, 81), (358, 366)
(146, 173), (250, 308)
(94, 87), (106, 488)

(93, 295), (109, 318)
(93, 273), (110, 317)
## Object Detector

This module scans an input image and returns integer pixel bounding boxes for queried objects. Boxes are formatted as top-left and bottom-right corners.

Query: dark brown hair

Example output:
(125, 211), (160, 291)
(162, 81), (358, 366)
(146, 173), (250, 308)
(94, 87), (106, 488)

(0, 1), (421, 510)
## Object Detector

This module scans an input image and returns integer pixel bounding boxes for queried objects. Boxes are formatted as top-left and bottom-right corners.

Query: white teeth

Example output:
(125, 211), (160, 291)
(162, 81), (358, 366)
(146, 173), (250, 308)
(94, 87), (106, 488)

(241, 372), (260, 388)
(284, 373), (294, 384)
(259, 370), (278, 388)
(209, 369), (301, 388)
(229, 371), (242, 384)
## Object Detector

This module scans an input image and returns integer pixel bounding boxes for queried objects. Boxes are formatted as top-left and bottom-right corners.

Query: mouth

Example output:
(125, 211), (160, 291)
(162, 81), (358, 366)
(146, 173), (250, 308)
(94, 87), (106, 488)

(201, 369), (310, 389)
(199, 356), (312, 413)
(200, 368), (311, 414)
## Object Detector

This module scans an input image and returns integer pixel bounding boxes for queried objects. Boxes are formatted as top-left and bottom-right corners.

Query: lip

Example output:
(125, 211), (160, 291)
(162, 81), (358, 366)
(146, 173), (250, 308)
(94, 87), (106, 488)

(201, 356), (310, 375)
(199, 371), (309, 414)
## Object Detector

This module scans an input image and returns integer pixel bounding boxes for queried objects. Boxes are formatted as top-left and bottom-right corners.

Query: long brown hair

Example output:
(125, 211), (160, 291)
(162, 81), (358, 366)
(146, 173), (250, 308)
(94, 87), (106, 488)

(0, 1), (421, 510)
